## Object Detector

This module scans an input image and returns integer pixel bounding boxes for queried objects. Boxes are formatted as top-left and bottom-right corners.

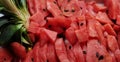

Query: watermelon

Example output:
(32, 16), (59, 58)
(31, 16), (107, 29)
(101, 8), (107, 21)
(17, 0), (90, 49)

(1, 0), (120, 62)
(0, 48), (13, 62)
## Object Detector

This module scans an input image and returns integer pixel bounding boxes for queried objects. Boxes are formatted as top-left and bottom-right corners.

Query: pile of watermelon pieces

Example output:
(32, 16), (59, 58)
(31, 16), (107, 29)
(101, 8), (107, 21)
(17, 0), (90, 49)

(1, 0), (120, 62)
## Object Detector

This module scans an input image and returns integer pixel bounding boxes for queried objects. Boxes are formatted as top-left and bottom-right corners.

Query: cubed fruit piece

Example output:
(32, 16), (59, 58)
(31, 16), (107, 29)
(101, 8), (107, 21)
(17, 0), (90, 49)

(86, 4), (96, 19)
(87, 19), (98, 38)
(78, 1), (87, 15)
(49, 26), (64, 34)
(107, 35), (119, 52)
(114, 49), (120, 62)
(0, 48), (13, 62)
(75, 29), (88, 43)
(113, 25), (120, 32)
(104, 0), (119, 19)
(104, 23), (117, 36)
(27, 0), (36, 15)
(11, 42), (26, 59)
(73, 43), (85, 62)
(33, 42), (48, 62)
(28, 21), (39, 34)
(42, 28), (57, 42)
(95, 21), (107, 47)
(23, 50), (34, 62)
(86, 39), (100, 62)
(116, 15), (120, 25)
(47, 43), (58, 62)
(117, 32), (120, 48)
(78, 20), (87, 29)
(70, 21), (79, 30)
(38, 28), (57, 44)
(96, 12), (113, 24)
(65, 27), (77, 45)
(47, 0), (62, 17)
(109, 52), (117, 62)
(65, 41), (76, 62)
(61, 0), (80, 17)
(32, 42), (40, 62)
(47, 17), (71, 28)
(75, 20), (88, 43)
(34, 0), (48, 17)
(93, 3), (107, 12)
(39, 44), (48, 62)
(55, 38), (70, 62)
(57, 0), (67, 7)
(30, 12), (46, 27)
(86, 39), (113, 62)
(67, 49), (76, 62)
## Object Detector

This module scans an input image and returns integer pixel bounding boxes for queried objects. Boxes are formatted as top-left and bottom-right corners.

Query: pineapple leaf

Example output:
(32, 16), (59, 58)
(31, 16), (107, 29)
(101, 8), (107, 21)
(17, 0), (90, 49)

(0, 24), (22, 46)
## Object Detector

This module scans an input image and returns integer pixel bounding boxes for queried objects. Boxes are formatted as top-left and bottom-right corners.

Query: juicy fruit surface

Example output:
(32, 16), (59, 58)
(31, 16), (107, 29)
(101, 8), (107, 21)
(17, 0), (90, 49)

(1, 0), (120, 62)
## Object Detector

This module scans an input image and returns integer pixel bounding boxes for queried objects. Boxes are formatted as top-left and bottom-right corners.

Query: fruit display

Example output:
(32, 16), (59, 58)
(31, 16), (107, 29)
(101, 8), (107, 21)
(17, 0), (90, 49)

(0, 0), (120, 62)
